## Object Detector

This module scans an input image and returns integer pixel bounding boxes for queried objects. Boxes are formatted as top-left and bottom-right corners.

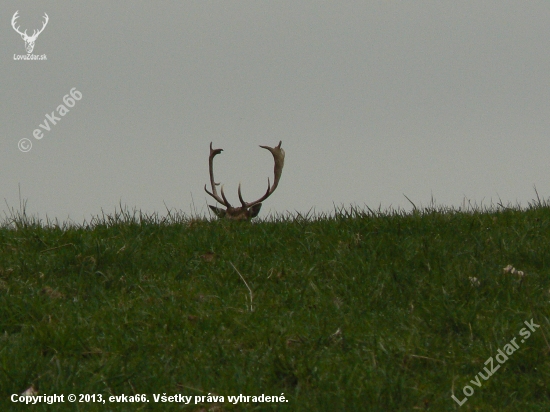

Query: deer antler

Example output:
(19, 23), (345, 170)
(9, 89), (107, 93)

(204, 142), (230, 207)
(237, 141), (285, 208)
(204, 141), (285, 219)
(11, 11), (25, 37)
(32, 13), (49, 39)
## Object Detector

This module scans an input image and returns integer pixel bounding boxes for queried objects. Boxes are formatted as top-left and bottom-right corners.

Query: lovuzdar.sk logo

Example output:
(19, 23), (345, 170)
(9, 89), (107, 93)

(11, 10), (49, 60)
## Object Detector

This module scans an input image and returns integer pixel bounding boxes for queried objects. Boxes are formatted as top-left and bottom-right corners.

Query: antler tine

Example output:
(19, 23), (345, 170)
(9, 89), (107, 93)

(238, 179), (271, 208)
(204, 142), (231, 207)
(243, 141), (285, 208)
(237, 183), (246, 208)
(220, 185), (232, 207)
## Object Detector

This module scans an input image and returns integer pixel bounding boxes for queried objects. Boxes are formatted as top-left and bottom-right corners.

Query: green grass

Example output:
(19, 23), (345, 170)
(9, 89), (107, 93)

(1, 201), (550, 411)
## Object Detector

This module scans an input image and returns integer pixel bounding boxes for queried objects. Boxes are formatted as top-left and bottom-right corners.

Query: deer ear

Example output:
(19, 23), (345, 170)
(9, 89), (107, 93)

(209, 205), (226, 218)
(249, 203), (262, 218)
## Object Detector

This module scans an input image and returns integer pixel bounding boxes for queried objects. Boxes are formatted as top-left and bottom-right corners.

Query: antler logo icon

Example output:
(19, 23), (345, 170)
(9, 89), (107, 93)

(11, 11), (49, 54)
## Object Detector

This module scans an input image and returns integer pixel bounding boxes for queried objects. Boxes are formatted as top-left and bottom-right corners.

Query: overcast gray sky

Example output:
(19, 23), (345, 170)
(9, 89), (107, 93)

(2, 1), (549, 222)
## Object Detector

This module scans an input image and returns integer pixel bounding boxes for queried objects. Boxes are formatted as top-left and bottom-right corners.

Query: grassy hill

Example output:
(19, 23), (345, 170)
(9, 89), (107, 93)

(1, 203), (549, 411)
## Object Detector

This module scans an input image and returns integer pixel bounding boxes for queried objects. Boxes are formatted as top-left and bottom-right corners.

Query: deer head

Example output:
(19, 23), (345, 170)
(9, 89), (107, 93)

(204, 141), (285, 220)
(12, 11), (49, 54)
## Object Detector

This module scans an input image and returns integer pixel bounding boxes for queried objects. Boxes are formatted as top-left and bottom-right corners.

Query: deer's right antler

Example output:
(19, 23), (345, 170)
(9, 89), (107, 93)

(204, 142), (230, 208)
(11, 11), (25, 37)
